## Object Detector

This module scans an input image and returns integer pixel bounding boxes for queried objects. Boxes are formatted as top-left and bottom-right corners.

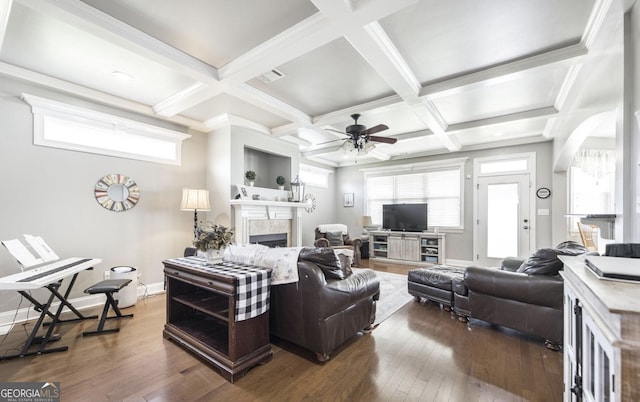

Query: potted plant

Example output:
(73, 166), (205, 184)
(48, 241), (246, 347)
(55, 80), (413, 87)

(276, 175), (286, 190)
(193, 222), (234, 263)
(245, 170), (256, 186)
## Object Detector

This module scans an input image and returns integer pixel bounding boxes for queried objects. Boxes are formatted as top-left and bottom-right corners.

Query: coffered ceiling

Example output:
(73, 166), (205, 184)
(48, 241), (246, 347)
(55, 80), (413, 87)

(0, 0), (624, 166)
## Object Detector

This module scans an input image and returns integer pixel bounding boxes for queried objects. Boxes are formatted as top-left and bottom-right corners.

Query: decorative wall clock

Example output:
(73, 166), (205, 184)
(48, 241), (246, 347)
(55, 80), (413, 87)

(94, 174), (140, 212)
(536, 187), (551, 199)
(304, 193), (316, 213)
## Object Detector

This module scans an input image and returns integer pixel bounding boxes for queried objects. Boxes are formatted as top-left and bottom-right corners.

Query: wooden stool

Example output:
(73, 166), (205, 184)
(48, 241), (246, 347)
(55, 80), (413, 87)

(83, 279), (134, 336)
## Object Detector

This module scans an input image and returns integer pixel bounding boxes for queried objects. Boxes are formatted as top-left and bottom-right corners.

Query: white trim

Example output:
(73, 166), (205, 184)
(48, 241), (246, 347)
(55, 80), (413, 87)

(360, 156), (468, 176)
(22, 93), (191, 165)
(473, 152), (537, 263)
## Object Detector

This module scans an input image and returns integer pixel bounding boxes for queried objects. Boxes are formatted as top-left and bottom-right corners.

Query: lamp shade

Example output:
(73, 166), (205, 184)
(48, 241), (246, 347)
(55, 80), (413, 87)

(180, 188), (211, 211)
(359, 216), (373, 226)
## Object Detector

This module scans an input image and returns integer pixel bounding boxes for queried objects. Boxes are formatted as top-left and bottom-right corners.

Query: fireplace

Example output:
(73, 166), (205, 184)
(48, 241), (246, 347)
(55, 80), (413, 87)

(230, 200), (307, 247)
(250, 233), (288, 248)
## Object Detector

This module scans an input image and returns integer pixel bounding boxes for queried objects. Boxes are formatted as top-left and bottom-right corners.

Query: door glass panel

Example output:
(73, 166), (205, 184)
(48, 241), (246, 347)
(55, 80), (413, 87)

(486, 183), (518, 258)
(601, 346), (610, 402)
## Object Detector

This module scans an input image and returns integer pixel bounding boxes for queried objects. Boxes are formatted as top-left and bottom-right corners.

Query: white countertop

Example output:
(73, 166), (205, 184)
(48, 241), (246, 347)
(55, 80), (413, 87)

(560, 255), (640, 315)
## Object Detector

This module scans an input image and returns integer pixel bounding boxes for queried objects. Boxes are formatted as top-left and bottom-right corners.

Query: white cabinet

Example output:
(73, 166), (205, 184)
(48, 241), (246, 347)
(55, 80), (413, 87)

(369, 231), (445, 264)
(560, 256), (640, 402)
(388, 233), (420, 261)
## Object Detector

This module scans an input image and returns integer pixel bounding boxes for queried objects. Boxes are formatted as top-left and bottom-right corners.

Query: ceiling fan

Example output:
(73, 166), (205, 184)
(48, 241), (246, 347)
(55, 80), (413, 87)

(324, 114), (397, 152)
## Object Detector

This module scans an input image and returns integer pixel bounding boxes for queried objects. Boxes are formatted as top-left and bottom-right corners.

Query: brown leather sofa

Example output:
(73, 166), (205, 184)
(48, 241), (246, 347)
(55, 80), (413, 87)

(269, 248), (379, 361)
(459, 241), (591, 350)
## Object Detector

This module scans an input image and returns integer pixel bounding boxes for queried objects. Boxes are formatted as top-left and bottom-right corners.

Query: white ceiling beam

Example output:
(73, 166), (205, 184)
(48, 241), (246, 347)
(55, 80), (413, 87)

(313, 95), (404, 126)
(368, 148), (391, 161)
(410, 100), (461, 152)
(420, 43), (588, 100)
(227, 83), (312, 125)
(447, 107), (559, 133)
(301, 145), (343, 157)
(346, 21), (421, 99)
(0, 0), (12, 52)
(153, 83), (216, 117)
(0, 61), (208, 131)
(581, 0), (614, 49)
(220, 0), (417, 83)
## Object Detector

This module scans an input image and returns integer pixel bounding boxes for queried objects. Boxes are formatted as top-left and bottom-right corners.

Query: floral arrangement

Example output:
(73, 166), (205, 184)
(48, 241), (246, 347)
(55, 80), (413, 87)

(193, 222), (234, 251)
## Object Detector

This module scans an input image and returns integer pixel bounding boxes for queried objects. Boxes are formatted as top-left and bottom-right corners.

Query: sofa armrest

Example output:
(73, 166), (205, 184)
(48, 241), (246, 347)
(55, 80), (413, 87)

(344, 237), (363, 248)
(464, 266), (563, 309)
(314, 238), (330, 248)
(501, 257), (524, 271)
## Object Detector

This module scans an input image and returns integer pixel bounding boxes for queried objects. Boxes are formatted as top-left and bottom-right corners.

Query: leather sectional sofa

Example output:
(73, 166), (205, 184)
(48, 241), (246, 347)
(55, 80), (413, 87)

(409, 241), (592, 350)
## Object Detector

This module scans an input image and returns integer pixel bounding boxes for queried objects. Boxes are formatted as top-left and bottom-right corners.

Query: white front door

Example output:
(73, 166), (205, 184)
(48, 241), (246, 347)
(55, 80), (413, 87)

(476, 174), (532, 266)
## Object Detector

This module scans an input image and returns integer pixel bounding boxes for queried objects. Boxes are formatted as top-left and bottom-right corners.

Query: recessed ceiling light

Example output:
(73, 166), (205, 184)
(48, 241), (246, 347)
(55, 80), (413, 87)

(111, 71), (134, 81)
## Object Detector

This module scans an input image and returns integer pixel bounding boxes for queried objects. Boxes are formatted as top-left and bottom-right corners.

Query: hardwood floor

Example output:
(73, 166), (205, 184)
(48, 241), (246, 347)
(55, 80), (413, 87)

(0, 260), (563, 401)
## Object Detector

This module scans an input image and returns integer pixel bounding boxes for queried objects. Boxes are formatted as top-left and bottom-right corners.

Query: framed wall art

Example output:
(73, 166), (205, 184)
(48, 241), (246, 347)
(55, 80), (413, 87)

(343, 192), (354, 207)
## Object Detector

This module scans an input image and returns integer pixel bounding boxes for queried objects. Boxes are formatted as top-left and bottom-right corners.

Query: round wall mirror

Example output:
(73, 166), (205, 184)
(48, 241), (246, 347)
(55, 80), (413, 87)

(95, 174), (140, 212)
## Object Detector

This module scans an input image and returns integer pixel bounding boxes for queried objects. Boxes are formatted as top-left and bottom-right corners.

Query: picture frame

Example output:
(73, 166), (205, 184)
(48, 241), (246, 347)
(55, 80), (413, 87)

(343, 192), (354, 207)
(236, 184), (250, 199)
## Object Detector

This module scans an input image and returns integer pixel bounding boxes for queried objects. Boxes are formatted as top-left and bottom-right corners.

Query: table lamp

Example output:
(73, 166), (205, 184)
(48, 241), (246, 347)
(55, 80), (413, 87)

(359, 215), (373, 236)
(180, 188), (211, 239)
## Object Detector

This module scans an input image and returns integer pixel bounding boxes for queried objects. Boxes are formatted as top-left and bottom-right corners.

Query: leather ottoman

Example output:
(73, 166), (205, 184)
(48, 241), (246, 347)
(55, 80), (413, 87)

(407, 265), (466, 311)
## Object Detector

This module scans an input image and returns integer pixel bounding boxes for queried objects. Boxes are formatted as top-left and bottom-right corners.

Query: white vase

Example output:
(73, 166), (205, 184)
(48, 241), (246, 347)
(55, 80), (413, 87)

(278, 185), (284, 190)
(205, 248), (223, 264)
(249, 181), (255, 187)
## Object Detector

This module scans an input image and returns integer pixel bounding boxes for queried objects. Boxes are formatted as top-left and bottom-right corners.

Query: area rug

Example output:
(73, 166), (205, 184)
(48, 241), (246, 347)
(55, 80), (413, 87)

(372, 270), (414, 327)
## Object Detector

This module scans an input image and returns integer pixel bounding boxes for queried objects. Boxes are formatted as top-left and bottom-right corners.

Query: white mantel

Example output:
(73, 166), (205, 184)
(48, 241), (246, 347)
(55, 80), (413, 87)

(230, 200), (307, 246)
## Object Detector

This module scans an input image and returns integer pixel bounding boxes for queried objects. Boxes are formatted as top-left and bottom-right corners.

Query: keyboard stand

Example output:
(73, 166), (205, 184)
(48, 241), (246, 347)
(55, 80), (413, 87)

(0, 271), (98, 361)
(42, 270), (98, 326)
(1, 281), (69, 360)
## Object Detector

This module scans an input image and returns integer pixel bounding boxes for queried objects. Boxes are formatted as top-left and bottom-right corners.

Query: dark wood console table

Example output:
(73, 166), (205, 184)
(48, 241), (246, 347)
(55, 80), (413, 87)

(162, 257), (272, 382)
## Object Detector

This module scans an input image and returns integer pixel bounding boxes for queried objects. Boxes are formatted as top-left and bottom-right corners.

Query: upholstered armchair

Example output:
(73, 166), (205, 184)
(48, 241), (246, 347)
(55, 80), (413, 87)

(313, 224), (362, 267)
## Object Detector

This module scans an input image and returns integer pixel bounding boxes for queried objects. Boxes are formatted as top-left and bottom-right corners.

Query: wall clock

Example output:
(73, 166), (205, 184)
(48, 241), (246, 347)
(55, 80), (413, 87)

(536, 187), (551, 199)
(304, 193), (316, 213)
(94, 174), (140, 212)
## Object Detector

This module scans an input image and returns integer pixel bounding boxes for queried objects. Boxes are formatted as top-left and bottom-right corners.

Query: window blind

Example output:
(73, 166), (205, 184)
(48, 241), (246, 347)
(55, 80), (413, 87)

(366, 168), (462, 228)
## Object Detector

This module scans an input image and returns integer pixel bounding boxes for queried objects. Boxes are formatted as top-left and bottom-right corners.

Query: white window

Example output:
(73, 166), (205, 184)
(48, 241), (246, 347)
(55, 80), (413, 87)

(23, 93), (191, 165)
(363, 158), (466, 230)
(299, 163), (332, 188)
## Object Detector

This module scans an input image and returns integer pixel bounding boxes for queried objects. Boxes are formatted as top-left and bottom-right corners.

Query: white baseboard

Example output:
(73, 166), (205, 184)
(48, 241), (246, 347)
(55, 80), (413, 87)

(443, 259), (473, 267)
(0, 281), (165, 335)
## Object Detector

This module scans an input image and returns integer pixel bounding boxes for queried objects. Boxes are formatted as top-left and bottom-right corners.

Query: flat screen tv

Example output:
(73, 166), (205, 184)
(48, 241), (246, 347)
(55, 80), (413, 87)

(382, 203), (428, 232)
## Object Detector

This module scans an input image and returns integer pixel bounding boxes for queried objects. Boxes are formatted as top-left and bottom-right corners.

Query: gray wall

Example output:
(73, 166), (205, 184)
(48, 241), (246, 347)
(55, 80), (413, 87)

(334, 141), (554, 263)
(0, 77), (206, 313)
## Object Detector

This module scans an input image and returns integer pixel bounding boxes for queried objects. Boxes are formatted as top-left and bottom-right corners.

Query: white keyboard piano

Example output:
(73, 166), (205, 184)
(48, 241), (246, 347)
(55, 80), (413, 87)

(0, 257), (101, 291)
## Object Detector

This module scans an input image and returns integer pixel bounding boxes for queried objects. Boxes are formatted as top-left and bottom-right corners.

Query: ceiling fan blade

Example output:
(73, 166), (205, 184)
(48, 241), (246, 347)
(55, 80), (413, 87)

(362, 124), (389, 135)
(368, 135), (397, 144)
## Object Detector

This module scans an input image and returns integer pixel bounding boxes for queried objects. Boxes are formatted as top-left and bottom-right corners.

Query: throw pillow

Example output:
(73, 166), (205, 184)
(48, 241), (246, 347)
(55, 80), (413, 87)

(299, 247), (345, 280)
(325, 231), (345, 246)
(517, 243), (590, 275)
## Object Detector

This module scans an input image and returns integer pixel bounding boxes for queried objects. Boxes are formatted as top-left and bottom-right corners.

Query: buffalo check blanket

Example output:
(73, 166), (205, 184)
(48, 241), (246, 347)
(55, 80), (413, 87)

(166, 257), (271, 322)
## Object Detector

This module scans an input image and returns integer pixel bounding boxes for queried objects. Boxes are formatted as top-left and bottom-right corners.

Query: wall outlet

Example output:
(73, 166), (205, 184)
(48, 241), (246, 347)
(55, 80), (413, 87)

(103, 271), (110, 280)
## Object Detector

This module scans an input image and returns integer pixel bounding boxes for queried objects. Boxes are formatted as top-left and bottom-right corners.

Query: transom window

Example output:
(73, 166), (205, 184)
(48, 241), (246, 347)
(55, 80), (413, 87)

(23, 93), (191, 165)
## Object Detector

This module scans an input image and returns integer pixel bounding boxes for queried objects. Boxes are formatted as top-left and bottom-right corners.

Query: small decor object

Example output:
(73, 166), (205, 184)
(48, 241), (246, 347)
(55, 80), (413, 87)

(245, 170), (256, 186)
(193, 222), (234, 264)
(236, 184), (249, 199)
(343, 192), (354, 207)
(536, 187), (551, 199)
(290, 175), (305, 202)
(276, 175), (286, 190)
(304, 193), (316, 213)
(94, 174), (140, 212)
